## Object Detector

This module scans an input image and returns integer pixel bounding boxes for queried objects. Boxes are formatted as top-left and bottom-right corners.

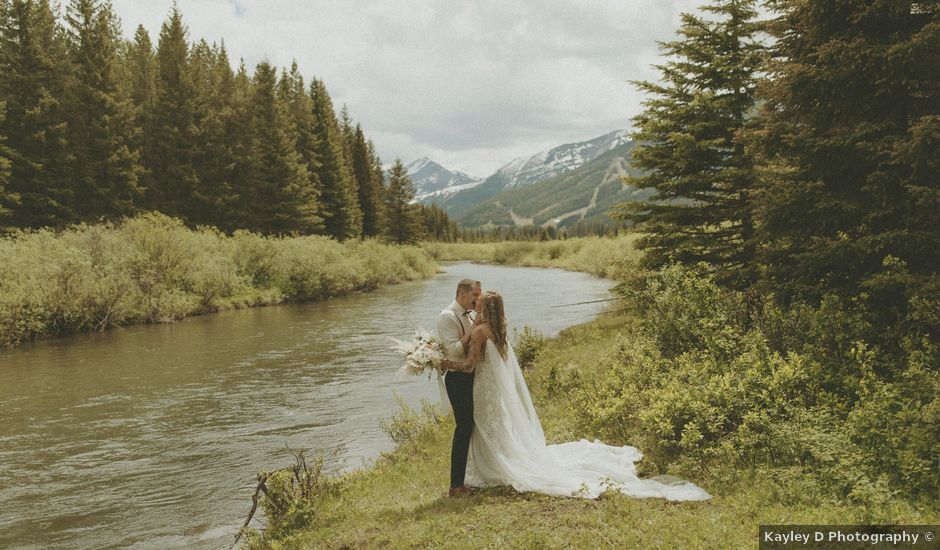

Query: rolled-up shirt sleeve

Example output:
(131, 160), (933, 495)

(437, 310), (465, 359)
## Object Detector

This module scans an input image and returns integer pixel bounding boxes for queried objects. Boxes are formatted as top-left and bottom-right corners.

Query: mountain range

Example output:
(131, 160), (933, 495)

(406, 129), (650, 229)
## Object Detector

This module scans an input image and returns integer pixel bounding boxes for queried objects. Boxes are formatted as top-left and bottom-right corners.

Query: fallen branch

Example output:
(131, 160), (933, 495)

(231, 472), (271, 550)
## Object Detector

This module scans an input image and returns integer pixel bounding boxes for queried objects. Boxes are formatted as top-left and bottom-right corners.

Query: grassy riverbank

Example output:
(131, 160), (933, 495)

(0, 213), (438, 348)
(421, 235), (639, 278)
(242, 314), (938, 549)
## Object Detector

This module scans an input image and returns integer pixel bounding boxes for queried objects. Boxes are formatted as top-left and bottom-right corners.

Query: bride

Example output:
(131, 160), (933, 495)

(441, 290), (710, 501)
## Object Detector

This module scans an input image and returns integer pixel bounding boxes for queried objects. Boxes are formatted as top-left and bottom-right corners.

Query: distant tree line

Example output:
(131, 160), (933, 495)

(0, 0), (457, 243)
(450, 219), (621, 243)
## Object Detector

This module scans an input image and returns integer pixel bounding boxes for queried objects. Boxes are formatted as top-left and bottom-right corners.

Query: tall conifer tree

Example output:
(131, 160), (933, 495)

(124, 24), (156, 200)
(614, 0), (764, 288)
(64, 0), (142, 221)
(384, 158), (422, 244)
(755, 1), (940, 305)
(188, 39), (238, 227)
(350, 124), (384, 237)
(244, 61), (321, 234)
(367, 138), (387, 234)
(277, 60), (323, 230)
(0, 0), (75, 227)
(150, 4), (198, 220)
(227, 58), (253, 231)
(0, 100), (16, 228)
(309, 78), (361, 239)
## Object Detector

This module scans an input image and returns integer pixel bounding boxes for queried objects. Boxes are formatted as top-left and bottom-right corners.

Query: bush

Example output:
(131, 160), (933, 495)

(379, 398), (446, 446)
(572, 263), (939, 503)
(0, 214), (439, 348)
(513, 325), (547, 369)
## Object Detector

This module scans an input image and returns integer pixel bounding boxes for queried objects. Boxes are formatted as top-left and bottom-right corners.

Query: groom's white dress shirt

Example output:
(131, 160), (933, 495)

(438, 300), (472, 367)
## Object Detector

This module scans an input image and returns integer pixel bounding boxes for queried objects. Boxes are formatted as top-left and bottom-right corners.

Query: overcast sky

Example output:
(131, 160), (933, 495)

(110, 0), (702, 177)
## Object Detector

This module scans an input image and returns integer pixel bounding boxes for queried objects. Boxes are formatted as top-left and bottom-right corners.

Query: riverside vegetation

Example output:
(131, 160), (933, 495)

(239, 240), (937, 548)
(0, 215), (624, 349)
(421, 234), (638, 279)
(0, 212), (438, 348)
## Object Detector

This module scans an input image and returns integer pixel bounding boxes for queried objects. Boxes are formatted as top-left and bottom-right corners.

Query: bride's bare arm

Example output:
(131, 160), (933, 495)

(443, 326), (486, 373)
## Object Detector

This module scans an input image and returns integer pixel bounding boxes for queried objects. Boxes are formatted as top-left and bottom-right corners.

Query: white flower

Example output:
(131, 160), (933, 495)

(391, 328), (446, 378)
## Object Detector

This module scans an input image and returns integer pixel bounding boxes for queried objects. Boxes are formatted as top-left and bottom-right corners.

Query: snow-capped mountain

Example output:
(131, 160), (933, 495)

(489, 129), (630, 191)
(421, 129), (631, 218)
(402, 157), (482, 200)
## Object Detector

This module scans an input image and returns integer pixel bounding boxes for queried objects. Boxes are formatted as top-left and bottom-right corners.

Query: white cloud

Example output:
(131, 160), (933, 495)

(110, 0), (702, 176)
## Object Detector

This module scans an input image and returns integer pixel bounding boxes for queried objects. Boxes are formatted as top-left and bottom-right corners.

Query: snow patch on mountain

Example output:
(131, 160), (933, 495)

(399, 157), (482, 200)
(493, 129), (630, 190)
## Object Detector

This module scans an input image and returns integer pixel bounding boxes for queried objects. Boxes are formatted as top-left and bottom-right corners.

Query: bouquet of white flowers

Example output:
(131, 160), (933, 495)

(390, 327), (445, 380)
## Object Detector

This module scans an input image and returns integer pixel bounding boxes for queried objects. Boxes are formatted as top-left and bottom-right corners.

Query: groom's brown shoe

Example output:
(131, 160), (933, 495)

(447, 485), (472, 497)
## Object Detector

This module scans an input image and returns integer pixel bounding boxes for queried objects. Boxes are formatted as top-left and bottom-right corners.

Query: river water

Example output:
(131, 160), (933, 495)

(0, 262), (612, 549)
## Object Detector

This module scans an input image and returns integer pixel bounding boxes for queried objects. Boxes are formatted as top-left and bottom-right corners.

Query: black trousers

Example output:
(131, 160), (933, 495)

(444, 370), (474, 489)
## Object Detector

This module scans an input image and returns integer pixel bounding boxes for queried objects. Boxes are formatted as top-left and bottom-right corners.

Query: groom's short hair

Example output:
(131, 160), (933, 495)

(456, 279), (481, 295)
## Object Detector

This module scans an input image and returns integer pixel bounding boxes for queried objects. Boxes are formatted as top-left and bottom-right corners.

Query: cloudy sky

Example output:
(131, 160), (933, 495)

(111, 0), (701, 177)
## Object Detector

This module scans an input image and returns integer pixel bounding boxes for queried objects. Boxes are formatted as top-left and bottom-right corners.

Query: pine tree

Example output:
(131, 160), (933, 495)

(309, 78), (361, 239)
(418, 203), (458, 241)
(0, 100), (17, 228)
(366, 138), (387, 235)
(188, 39), (239, 227)
(0, 0), (75, 228)
(350, 125), (385, 237)
(755, 1), (940, 306)
(243, 61), (321, 234)
(276, 60), (323, 230)
(384, 159), (422, 244)
(124, 24), (156, 200)
(150, 4), (198, 220)
(64, 0), (143, 221)
(613, 0), (764, 288)
(227, 58), (253, 231)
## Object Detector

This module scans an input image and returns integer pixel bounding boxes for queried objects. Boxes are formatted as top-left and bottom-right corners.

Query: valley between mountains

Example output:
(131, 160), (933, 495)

(406, 130), (653, 230)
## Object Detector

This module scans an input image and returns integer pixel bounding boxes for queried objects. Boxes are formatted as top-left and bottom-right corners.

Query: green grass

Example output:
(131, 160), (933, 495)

(245, 315), (937, 549)
(420, 235), (640, 278)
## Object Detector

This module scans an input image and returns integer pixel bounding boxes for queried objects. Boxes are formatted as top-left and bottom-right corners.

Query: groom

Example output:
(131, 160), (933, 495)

(437, 278), (481, 497)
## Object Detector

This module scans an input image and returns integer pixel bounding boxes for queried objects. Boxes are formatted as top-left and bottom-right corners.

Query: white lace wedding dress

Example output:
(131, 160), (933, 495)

(462, 339), (711, 501)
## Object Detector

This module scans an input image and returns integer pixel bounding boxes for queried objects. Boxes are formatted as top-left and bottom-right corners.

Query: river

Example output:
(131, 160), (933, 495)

(0, 262), (612, 549)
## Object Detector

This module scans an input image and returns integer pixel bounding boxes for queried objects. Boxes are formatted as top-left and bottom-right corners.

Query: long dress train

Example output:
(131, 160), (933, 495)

(463, 339), (710, 501)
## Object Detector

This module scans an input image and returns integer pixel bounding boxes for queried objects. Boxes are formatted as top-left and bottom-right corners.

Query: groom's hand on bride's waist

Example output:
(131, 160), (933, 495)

(442, 358), (475, 373)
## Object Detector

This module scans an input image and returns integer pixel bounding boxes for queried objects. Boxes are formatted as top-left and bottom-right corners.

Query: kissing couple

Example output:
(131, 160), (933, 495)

(436, 278), (711, 500)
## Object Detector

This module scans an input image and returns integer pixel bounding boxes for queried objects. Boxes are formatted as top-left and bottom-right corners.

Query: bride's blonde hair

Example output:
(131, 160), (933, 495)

(481, 291), (508, 360)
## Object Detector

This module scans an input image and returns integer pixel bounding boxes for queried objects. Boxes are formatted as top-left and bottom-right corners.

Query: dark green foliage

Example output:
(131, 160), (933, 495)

(384, 159), (422, 244)
(417, 203), (457, 242)
(227, 59), (254, 231)
(64, 0), (143, 221)
(188, 39), (237, 228)
(242, 61), (321, 235)
(149, 4), (197, 220)
(754, 0), (940, 309)
(0, 101), (15, 227)
(124, 24), (156, 199)
(350, 125), (385, 237)
(0, 0), (75, 228)
(276, 60), (323, 231)
(367, 138), (387, 235)
(309, 78), (361, 240)
(0, 2), (403, 239)
(614, 0), (763, 289)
